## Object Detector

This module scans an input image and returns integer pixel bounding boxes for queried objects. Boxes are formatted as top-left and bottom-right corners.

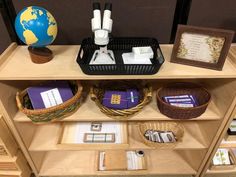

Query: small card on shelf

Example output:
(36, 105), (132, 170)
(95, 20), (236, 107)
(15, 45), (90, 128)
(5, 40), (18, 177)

(99, 150), (147, 171)
(91, 122), (102, 131)
(144, 130), (176, 143)
(213, 149), (231, 165)
(84, 133), (115, 143)
(163, 94), (198, 108)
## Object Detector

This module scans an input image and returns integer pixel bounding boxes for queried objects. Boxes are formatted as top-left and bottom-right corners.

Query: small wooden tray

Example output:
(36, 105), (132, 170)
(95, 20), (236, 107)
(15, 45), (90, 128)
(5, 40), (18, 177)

(210, 149), (236, 170)
(97, 150), (147, 171)
(57, 122), (129, 149)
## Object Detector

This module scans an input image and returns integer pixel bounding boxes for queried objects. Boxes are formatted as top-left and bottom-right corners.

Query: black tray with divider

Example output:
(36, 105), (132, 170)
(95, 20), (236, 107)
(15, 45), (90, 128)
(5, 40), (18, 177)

(76, 37), (165, 75)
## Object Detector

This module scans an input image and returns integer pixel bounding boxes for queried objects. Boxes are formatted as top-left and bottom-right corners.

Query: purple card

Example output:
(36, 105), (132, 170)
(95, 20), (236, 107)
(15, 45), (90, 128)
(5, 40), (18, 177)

(102, 91), (128, 109)
(126, 89), (139, 108)
(27, 81), (73, 109)
(170, 102), (194, 108)
(189, 95), (198, 106)
(163, 94), (198, 107)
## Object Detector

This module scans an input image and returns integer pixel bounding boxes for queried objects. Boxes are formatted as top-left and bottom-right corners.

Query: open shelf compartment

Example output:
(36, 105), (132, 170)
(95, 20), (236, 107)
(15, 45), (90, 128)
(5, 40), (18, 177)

(24, 121), (211, 151)
(37, 150), (203, 176)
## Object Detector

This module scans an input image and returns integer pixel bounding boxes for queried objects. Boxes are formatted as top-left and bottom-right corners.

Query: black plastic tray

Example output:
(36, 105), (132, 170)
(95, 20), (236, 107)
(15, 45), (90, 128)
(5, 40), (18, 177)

(76, 37), (165, 75)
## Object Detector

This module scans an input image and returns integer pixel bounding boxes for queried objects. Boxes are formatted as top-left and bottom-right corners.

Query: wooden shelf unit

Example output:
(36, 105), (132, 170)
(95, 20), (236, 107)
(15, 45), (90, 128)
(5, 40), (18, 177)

(1, 43), (236, 177)
(0, 115), (31, 177)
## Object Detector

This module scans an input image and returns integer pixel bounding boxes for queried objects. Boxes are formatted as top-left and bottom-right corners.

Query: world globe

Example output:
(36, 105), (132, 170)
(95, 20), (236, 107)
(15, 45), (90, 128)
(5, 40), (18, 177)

(15, 6), (57, 47)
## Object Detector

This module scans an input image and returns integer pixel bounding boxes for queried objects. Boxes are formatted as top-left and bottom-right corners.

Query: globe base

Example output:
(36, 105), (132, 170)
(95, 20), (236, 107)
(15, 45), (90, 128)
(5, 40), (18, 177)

(28, 46), (53, 64)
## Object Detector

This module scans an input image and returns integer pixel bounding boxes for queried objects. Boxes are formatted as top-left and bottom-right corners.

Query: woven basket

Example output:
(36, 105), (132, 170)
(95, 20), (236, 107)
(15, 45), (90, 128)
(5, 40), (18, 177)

(156, 82), (211, 119)
(16, 81), (83, 123)
(138, 121), (184, 148)
(90, 81), (152, 120)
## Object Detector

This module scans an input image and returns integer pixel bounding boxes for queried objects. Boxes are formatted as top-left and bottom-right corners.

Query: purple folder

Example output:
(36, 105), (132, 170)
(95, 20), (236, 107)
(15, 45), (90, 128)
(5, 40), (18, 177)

(102, 91), (128, 109)
(27, 81), (73, 109)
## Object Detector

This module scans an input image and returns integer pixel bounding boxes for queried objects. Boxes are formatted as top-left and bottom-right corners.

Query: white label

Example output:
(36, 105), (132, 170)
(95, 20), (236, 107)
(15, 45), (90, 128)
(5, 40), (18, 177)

(164, 95), (190, 99)
(130, 92), (134, 103)
(168, 98), (192, 102)
(170, 103), (194, 108)
(40, 88), (63, 108)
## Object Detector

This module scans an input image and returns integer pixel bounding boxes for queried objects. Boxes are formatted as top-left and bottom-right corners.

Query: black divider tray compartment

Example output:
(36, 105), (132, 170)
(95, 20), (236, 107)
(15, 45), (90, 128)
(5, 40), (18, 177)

(77, 37), (165, 75)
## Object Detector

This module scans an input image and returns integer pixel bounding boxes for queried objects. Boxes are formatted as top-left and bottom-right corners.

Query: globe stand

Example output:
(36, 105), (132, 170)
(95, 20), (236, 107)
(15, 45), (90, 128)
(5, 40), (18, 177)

(28, 46), (53, 64)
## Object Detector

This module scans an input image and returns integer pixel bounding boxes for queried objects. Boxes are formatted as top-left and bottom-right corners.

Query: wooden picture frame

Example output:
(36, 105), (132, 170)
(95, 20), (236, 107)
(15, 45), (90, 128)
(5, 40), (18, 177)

(171, 25), (234, 70)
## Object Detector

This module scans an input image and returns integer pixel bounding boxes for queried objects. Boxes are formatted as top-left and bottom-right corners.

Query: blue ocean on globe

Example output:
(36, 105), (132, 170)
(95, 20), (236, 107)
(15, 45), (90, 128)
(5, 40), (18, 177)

(15, 6), (57, 47)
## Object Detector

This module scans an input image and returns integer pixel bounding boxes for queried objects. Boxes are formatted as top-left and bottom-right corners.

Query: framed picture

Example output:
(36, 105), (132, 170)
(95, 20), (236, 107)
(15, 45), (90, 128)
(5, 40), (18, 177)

(171, 25), (234, 70)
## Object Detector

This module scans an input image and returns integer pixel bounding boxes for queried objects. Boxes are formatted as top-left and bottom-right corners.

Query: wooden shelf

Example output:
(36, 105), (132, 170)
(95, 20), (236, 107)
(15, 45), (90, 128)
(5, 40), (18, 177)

(28, 122), (208, 151)
(39, 150), (196, 176)
(1, 43), (236, 80)
(0, 155), (17, 162)
(0, 167), (31, 177)
(220, 136), (236, 148)
(0, 170), (21, 176)
(207, 168), (236, 174)
(14, 92), (221, 122)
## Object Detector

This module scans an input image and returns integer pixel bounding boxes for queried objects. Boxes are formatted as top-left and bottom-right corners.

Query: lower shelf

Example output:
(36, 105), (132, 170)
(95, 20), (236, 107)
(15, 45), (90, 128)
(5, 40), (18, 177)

(0, 170), (21, 176)
(220, 135), (236, 148)
(0, 171), (30, 177)
(39, 150), (197, 176)
(28, 121), (208, 151)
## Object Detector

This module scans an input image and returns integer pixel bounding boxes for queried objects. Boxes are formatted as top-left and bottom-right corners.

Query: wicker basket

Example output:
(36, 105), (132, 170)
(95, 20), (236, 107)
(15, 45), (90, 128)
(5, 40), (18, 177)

(156, 82), (211, 119)
(90, 81), (152, 120)
(138, 121), (184, 148)
(16, 81), (83, 123)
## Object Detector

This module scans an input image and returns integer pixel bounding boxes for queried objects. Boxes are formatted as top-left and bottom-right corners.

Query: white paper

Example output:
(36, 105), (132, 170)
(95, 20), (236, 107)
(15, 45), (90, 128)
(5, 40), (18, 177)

(99, 152), (106, 171)
(72, 122), (122, 144)
(177, 33), (225, 63)
(213, 149), (231, 165)
(170, 103), (194, 108)
(122, 52), (152, 64)
(127, 151), (144, 170)
(40, 88), (63, 108)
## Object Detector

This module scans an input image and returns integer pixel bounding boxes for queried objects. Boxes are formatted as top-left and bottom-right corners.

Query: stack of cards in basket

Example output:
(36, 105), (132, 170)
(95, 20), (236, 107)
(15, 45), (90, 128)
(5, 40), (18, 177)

(163, 94), (198, 108)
